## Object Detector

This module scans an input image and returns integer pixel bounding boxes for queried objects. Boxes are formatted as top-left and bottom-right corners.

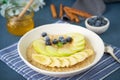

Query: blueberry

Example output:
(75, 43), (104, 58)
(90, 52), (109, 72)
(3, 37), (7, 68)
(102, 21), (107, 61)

(45, 36), (50, 41)
(58, 36), (64, 41)
(95, 20), (102, 26)
(88, 18), (95, 26)
(41, 32), (47, 37)
(66, 37), (72, 42)
(97, 16), (104, 21)
(45, 41), (51, 45)
(60, 39), (67, 44)
(92, 17), (98, 21)
(101, 19), (107, 25)
(88, 18), (94, 23)
(52, 39), (58, 44)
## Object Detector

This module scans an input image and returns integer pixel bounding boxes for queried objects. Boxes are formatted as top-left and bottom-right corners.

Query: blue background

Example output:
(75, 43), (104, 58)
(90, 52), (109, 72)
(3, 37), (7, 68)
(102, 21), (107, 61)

(0, 0), (120, 80)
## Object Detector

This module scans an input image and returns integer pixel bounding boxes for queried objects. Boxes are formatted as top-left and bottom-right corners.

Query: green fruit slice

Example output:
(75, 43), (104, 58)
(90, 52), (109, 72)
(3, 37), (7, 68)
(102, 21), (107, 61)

(32, 39), (49, 56)
(46, 46), (58, 56)
(58, 47), (73, 57)
(69, 33), (85, 52)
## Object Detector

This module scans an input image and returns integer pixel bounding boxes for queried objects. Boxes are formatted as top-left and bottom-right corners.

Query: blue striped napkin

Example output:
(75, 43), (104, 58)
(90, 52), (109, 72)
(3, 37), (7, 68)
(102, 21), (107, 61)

(0, 41), (120, 80)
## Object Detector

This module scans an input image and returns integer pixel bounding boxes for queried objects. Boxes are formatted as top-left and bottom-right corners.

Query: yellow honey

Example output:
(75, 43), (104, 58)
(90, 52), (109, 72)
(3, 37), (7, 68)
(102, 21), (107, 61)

(5, 6), (34, 36)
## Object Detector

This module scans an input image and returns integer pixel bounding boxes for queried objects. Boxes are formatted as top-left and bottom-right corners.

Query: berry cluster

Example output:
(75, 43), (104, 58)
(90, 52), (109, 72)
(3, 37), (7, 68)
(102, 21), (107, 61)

(87, 16), (108, 27)
(41, 32), (72, 46)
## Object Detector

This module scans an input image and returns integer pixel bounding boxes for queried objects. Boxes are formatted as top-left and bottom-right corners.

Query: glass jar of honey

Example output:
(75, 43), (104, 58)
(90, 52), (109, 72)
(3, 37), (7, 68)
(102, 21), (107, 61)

(5, 6), (34, 36)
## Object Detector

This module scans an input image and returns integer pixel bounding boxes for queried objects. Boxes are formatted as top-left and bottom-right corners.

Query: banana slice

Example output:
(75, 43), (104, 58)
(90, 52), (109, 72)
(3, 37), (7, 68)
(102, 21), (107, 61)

(49, 57), (61, 67)
(84, 49), (94, 56)
(72, 53), (85, 62)
(80, 52), (88, 58)
(31, 49), (94, 67)
(67, 56), (78, 66)
(58, 57), (70, 67)
(32, 54), (51, 66)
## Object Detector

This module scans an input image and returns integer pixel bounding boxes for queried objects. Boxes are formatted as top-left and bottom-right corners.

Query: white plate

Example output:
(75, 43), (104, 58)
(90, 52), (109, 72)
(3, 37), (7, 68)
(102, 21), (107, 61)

(18, 23), (104, 77)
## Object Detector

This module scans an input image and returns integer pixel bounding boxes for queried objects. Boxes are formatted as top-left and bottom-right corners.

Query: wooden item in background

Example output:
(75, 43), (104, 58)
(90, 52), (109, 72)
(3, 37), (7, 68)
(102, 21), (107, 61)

(18, 0), (34, 19)
(64, 6), (92, 18)
(59, 4), (63, 18)
(50, 4), (57, 18)
(64, 7), (80, 23)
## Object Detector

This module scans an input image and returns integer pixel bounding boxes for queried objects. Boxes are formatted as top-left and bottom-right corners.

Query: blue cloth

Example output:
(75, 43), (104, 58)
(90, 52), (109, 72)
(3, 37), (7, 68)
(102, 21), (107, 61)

(0, 33), (120, 80)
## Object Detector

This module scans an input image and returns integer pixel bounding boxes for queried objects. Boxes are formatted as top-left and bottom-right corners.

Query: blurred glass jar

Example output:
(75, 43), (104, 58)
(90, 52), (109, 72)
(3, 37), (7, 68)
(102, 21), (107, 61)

(5, 6), (34, 36)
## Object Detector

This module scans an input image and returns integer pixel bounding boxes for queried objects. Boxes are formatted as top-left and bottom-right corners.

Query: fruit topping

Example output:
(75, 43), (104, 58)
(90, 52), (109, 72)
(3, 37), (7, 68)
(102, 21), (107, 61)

(33, 32), (85, 57)
(87, 16), (108, 27)
(95, 20), (101, 26)
(32, 54), (51, 66)
(60, 38), (67, 44)
(87, 18), (95, 26)
(42, 32), (74, 47)
(31, 32), (95, 68)
(32, 49), (94, 67)
(41, 32), (47, 37)
(45, 36), (50, 41)
(45, 36), (52, 45)
(58, 36), (64, 41)
(52, 39), (58, 44)
(45, 41), (52, 45)
(66, 36), (72, 42)
(101, 19), (107, 26)
(97, 16), (104, 21)
(57, 42), (63, 47)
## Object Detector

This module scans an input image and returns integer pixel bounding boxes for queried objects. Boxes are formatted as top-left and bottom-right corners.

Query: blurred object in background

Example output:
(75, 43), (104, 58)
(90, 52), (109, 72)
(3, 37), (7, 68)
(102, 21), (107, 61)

(73, 0), (120, 16)
(5, 6), (34, 36)
(72, 0), (106, 16)
(0, 0), (45, 17)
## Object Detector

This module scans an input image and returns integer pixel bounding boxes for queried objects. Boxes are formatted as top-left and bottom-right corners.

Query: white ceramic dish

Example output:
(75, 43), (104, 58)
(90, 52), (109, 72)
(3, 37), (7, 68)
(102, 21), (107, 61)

(18, 23), (104, 77)
(85, 16), (110, 34)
